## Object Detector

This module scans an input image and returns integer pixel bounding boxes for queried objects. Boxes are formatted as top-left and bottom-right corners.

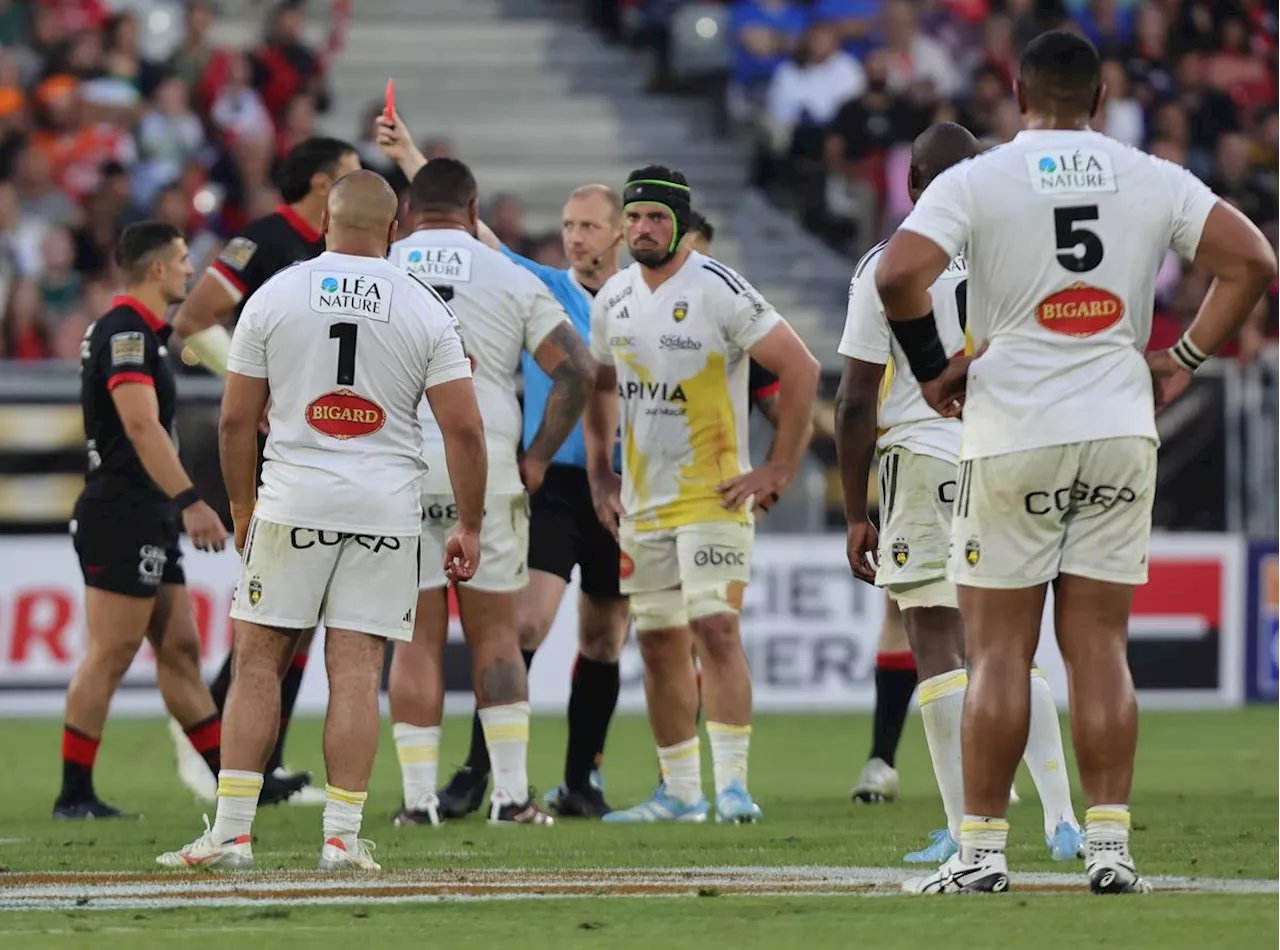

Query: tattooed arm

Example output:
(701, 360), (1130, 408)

(522, 321), (598, 494)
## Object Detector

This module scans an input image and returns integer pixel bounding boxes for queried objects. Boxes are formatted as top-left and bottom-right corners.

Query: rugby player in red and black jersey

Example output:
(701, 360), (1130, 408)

(170, 136), (361, 806)
(58, 223), (230, 819)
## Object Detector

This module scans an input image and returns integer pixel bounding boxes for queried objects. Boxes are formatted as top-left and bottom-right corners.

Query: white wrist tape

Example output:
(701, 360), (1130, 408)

(184, 324), (232, 376)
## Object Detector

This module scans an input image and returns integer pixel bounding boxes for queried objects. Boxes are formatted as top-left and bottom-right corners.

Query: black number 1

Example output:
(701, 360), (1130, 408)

(329, 322), (357, 385)
(954, 279), (968, 332)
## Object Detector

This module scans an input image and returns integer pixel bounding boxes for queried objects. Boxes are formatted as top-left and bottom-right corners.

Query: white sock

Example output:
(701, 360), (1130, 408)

(959, 815), (1009, 864)
(1085, 804), (1131, 856)
(658, 736), (702, 805)
(918, 668), (967, 840)
(705, 721), (750, 795)
(478, 702), (530, 805)
(211, 770), (262, 842)
(1025, 668), (1079, 837)
(392, 722), (441, 810)
(323, 785), (367, 847)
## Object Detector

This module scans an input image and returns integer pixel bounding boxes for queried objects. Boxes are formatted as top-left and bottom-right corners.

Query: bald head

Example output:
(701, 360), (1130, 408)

(327, 170), (398, 231)
(322, 169), (399, 257)
(909, 122), (980, 202)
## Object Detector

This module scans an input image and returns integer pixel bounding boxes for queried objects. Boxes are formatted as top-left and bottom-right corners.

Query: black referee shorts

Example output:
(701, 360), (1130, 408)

(528, 464), (621, 600)
(72, 493), (185, 598)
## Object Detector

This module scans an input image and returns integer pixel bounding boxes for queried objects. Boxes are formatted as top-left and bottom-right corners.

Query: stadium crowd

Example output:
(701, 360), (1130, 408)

(3, 0), (1276, 363)
(0, 0), (355, 362)
(583, 0), (1278, 357)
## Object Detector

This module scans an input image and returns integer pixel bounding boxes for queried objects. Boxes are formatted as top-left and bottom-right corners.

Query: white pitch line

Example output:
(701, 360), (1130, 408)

(1, 866), (1274, 911)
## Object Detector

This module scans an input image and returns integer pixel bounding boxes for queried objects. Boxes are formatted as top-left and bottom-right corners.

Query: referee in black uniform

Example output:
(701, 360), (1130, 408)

(171, 136), (361, 805)
(57, 222), (229, 819)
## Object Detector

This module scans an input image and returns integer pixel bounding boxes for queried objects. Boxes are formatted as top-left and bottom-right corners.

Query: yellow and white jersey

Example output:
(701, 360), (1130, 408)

(589, 251), (781, 532)
(838, 241), (967, 465)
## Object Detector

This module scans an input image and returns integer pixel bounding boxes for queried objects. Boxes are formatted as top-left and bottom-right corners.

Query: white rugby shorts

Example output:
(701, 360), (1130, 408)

(875, 447), (957, 607)
(947, 436), (1157, 589)
(230, 518), (419, 641)
(418, 492), (529, 593)
(618, 520), (753, 596)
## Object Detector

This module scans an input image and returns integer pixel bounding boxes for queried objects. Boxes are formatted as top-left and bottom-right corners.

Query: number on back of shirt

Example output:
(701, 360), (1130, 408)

(329, 322), (357, 385)
(1054, 205), (1104, 273)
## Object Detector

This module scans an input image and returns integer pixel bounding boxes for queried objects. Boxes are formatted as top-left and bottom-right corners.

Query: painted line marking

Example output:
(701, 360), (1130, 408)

(1, 866), (1274, 909)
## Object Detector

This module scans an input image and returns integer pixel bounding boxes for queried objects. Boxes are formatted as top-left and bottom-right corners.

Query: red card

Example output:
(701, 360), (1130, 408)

(383, 79), (395, 120)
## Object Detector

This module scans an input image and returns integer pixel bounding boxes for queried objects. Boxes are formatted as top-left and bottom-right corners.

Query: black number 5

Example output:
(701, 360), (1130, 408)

(329, 322), (357, 385)
(1054, 205), (1104, 273)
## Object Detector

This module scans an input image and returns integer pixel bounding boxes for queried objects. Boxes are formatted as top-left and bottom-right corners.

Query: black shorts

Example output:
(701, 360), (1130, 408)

(528, 464), (621, 599)
(72, 493), (184, 597)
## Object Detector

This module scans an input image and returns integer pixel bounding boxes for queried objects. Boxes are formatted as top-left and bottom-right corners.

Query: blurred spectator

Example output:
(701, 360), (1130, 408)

(13, 145), (78, 230)
(1206, 15), (1273, 109)
(765, 25), (866, 135)
(253, 0), (330, 123)
(1209, 132), (1274, 228)
(880, 1), (962, 99)
(211, 52), (275, 147)
(966, 64), (1011, 139)
(1068, 0), (1134, 54)
(531, 232), (567, 269)
(964, 16), (1018, 88)
(102, 11), (164, 99)
(0, 178), (46, 276)
(728, 0), (808, 115)
(2, 277), (47, 359)
(31, 75), (136, 206)
(277, 92), (317, 158)
(810, 0), (881, 58)
(38, 225), (82, 321)
(167, 0), (233, 116)
(1099, 57), (1143, 146)
(135, 75), (206, 205)
(488, 193), (534, 257)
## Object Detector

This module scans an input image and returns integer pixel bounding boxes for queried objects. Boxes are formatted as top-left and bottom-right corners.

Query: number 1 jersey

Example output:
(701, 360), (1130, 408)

(898, 129), (1219, 460)
(227, 251), (472, 535)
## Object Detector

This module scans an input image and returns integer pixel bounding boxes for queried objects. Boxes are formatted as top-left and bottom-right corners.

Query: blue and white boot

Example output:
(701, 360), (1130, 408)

(904, 829), (959, 864)
(1046, 820), (1085, 861)
(602, 784), (708, 823)
(714, 780), (763, 824)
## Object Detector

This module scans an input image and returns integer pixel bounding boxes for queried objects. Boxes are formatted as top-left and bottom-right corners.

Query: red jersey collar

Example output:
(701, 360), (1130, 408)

(277, 203), (323, 243)
(113, 295), (166, 332)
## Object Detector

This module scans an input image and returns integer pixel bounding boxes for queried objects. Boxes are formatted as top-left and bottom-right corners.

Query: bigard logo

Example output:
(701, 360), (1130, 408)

(306, 389), (387, 439)
(1036, 283), (1124, 337)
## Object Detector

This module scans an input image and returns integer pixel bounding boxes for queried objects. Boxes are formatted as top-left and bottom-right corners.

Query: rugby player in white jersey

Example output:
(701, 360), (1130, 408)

(385, 157), (595, 827)
(158, 171), (485, 870)
(585, 165), (820, 823)
(875, 31), (1276, 894)
(838, 122), (1083, 867)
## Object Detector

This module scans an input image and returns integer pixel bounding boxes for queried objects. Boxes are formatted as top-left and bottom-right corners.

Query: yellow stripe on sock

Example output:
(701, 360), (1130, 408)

(959, 819), (1009, 834)
(660, 742), (701, 761)
(1085, 807), (1131, 828)
(1031, 667), (1045, 678)
(706, 722), (752, 737)
(918, 669), (969, 706)
(481, 723), (529, 744)
(325, 785), (368, 806)
(217, 781), (263, 798)
(396, 746), (439, 765)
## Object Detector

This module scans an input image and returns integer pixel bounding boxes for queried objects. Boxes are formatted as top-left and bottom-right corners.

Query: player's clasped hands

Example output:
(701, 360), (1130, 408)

(717, 460), (789, 515)
(588, 467), (624, 541)
(444, 526), (481, 584)
(183, 501), (229, 553)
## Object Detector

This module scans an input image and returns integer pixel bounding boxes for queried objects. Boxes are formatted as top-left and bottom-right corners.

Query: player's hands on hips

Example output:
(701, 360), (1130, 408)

(229, 502), (255, 554)
(845, 519), (879, 584)
(444, 527), (480, 584)
(717, 459), (790, 515)
(258, 397), (271, 436)
(920, 344), (987, 419)
(1146, 349), (1194, 413)
(519, 455), (548, 496)
(184, 501), (229, 553)
(588, 467), (623, 540)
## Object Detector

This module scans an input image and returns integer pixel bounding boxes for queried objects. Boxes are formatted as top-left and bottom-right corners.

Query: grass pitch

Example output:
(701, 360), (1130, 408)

(0, 708), (1275, 948)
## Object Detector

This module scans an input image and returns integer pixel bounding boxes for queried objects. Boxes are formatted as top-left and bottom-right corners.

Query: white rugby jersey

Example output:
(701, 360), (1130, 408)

(391, 229), (569, 494)
(839, 241), (968, 464)
(590, 250), (781, 531)
(227, 251), (471, 535)
(898, 129), (1220, 460)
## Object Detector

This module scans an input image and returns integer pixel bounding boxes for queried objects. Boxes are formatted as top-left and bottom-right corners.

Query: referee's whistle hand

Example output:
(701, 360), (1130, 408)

(183, 502), (230, 553)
